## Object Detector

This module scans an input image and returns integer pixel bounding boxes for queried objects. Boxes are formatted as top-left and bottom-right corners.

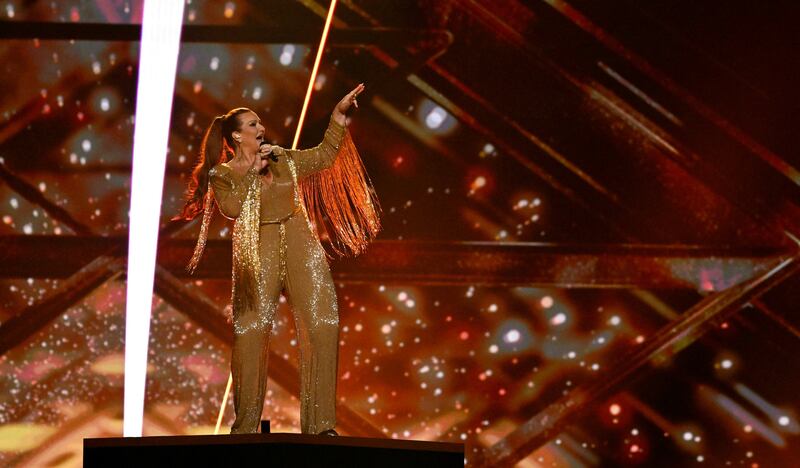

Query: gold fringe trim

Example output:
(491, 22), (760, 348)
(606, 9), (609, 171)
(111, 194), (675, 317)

(231, 172), (264, 321)
(186, 187), (215, 274)
(299, 131), (381, 257)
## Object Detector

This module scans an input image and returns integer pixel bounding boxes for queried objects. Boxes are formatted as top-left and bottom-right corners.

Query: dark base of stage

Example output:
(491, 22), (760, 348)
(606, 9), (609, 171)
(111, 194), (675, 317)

(83, 432), (464, 467)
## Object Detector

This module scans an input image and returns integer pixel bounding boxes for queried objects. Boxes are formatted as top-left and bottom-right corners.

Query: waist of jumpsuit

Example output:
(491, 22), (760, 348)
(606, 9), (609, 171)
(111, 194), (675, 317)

(259, 204), (302, 226)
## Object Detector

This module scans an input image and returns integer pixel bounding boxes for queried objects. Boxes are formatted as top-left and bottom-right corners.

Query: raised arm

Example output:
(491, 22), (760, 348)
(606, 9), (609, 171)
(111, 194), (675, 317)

(288, 83), (365, 180)
(209, 164), (258, 219)
(288, 116), (347, 180)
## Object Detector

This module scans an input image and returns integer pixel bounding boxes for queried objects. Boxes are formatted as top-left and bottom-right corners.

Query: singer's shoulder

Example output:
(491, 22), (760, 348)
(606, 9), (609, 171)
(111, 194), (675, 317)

(209, 163), (232, 177)
(208, 163), (232, 175)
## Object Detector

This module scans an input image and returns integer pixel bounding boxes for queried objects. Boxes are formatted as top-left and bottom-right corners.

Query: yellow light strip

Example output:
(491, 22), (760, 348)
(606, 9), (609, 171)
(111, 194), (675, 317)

(214, 0), (338, 433)
(214, 373), (233, 435)
(291, 0), (339, 149)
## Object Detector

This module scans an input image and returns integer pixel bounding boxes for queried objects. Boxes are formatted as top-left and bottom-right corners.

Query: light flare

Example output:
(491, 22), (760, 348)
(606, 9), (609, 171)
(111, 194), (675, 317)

(123, 0), (185, 437)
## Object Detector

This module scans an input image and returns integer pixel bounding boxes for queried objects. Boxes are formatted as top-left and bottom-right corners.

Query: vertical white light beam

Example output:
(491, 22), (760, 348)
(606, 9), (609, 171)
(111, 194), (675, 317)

(123, 0), (185, 437)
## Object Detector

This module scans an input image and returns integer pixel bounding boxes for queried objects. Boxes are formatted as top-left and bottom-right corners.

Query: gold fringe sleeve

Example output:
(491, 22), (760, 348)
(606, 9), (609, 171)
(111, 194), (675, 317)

(186, 187), (215, 274)
(299, 130), (381, 257)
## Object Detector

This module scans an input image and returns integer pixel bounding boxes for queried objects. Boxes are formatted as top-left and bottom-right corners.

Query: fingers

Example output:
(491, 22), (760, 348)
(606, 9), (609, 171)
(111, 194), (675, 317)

(348, 83), (365, 98)
(334, 83), (365, 115)
(257, 144), (272, 156)
(350, 83), (365, 108)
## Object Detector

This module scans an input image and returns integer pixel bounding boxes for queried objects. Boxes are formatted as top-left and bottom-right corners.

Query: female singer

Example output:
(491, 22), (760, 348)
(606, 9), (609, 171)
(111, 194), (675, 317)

(177, 84), (380, 435)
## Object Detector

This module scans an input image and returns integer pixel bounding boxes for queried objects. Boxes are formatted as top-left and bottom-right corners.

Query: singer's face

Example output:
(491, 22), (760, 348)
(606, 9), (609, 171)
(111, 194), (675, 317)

(234, 111), (265, 155)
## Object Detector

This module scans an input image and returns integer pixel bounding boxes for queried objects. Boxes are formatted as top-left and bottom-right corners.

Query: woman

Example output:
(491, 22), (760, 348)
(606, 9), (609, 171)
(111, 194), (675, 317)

(177, 84), (380, 435)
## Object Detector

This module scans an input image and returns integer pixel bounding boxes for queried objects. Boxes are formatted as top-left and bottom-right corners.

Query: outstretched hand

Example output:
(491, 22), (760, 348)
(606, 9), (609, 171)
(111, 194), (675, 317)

(333, 83), (365, 123)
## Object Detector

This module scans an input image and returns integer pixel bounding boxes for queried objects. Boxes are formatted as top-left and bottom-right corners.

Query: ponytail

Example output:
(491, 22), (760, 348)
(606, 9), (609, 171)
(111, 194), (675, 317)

(176, 116), (225, 221)
(178, 107), (252, 272)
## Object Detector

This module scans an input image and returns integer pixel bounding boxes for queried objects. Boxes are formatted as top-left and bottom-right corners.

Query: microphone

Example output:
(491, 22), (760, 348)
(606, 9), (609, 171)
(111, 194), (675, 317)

(260, 141), (279, 162)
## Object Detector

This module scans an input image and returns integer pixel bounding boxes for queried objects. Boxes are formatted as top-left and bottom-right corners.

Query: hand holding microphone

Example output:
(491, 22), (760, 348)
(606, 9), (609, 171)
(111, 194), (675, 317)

(258, 142), (278, 162)
(257, 142), (277, 175)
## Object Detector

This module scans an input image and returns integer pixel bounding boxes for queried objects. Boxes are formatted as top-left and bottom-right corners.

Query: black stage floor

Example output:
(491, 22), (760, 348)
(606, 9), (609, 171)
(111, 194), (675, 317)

(84, 432), (464, 467)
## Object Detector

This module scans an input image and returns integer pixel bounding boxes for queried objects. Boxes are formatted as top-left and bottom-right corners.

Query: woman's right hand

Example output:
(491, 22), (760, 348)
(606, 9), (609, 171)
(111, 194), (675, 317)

(257, 143), (273, 171)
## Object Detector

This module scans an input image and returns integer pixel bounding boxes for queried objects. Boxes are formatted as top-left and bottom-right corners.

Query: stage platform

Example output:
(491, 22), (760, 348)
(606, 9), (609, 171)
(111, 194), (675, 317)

(83, 432), (464, 467)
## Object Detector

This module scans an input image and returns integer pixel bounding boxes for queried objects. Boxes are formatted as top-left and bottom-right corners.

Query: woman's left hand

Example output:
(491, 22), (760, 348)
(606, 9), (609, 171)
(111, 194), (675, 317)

(333, 83), (365, 120)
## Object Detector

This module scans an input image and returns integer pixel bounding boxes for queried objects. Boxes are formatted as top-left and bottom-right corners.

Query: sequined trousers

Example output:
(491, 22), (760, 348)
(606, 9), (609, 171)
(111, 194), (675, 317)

(229, 210), (339, 435)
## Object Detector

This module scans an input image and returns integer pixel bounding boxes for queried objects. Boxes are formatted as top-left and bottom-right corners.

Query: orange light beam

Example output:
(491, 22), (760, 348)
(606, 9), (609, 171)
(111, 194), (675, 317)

(292, 0), (338, 149)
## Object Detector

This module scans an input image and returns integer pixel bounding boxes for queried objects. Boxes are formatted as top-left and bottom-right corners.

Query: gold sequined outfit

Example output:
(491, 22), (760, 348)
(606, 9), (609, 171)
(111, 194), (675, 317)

(206, 118), (356, 434)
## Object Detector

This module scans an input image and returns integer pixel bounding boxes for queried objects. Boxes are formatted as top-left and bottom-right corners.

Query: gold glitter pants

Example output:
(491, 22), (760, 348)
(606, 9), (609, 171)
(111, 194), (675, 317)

(229, 212), (339, 434)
